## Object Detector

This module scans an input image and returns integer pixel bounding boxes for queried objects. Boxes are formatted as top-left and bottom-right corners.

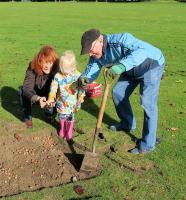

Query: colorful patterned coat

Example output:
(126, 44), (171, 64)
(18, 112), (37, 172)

(48, 70), (85, 115)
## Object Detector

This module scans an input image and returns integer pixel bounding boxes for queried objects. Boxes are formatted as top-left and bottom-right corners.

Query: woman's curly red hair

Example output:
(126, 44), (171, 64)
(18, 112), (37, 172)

(31, 45), (58, 75)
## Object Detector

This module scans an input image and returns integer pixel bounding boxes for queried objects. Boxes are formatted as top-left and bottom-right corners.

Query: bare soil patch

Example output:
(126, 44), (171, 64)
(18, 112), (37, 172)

(0, 120), (100, 197)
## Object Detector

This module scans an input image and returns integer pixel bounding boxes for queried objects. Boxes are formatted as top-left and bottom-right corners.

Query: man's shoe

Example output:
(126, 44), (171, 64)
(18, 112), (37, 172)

(109, 124), (135, 134)
(128, 147), (153, 155)
(128, 147), (140, 154)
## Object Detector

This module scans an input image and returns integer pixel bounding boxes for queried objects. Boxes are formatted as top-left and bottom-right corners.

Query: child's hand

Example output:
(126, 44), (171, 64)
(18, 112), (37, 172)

(77, 77), (89, 90)
(46, 100), (56, 108)
(70, 81), (78, 90)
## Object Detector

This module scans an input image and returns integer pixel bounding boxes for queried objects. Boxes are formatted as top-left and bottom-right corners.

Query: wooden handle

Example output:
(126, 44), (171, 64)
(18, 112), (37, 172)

(96, 83), (110, 129)
(92, 76), (111, 153)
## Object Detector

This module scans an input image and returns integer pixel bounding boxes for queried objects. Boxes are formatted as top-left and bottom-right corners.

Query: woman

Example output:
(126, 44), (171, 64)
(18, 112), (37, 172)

(21, 45), (59, 128)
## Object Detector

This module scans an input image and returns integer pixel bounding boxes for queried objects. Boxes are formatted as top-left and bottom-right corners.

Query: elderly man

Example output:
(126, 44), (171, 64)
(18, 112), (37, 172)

(78, 28), (165, 154)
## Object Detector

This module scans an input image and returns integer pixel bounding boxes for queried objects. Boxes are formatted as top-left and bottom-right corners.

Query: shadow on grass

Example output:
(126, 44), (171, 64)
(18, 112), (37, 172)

(1, 86), (137, 142)
(81, 97), (138, 143)
(1, 86), (59, 129)
(81, 97), (118, 127)
(1, 86), (117, 126)
(167, 70), (186, 77)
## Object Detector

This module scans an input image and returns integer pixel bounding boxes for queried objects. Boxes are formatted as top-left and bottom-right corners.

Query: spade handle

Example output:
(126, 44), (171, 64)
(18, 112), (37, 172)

(92, 68), (114, 153)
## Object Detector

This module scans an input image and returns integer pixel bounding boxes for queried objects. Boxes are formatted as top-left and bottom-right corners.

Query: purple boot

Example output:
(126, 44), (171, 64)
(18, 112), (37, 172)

(59, 119), (66, 138)
(65, 120), (74, 141)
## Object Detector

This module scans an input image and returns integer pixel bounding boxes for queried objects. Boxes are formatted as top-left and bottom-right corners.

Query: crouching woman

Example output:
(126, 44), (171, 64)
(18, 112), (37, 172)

(21, 45), (59, 128)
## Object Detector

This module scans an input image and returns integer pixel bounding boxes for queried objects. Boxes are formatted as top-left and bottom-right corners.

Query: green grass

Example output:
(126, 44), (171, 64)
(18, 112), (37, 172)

(0, 1), (186, 200)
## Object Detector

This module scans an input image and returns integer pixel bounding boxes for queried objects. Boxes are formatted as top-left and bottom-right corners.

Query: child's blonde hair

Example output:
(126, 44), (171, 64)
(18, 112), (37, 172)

(59, 50), (76, 73)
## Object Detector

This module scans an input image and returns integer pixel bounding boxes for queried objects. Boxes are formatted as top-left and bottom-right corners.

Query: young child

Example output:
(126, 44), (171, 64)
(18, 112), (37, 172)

(47, 50), (85, 140)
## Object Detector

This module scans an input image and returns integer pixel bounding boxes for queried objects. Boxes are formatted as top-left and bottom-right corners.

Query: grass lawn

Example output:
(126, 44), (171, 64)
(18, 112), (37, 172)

(0, 1), (186, 199)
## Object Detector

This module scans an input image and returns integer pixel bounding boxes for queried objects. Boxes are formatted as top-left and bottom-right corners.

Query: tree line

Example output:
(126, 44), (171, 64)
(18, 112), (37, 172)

(0, 0), (150, 2)
(0, 0), (185, 2)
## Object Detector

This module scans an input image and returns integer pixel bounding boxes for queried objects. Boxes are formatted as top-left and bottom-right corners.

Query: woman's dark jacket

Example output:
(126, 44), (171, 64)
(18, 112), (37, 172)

(22, 61), (59, 104)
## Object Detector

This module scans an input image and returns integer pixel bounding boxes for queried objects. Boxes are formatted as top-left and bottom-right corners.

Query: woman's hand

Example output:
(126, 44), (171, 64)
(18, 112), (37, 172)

(38, 97), (47, 108)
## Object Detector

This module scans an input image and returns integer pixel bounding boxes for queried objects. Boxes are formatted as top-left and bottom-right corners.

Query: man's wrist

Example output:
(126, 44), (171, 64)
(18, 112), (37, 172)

(112, 64), (126, 75)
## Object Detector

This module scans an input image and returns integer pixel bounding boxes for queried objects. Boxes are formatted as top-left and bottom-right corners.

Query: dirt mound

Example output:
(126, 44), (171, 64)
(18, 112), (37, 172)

(0, 120), (100, 197)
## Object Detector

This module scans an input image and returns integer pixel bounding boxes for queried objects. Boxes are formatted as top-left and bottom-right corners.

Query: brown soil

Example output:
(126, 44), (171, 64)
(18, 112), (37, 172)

(0, 120), (100, 197)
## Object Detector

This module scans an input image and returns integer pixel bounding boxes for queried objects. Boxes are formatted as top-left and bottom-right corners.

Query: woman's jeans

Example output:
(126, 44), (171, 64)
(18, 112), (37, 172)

(112, 58), (165, 151)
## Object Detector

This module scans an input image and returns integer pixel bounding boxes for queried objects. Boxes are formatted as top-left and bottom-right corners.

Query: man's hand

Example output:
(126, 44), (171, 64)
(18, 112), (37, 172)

(106, 64), (126, 79)
(38, 97), (47, 108)
(77, 77), (89, 90)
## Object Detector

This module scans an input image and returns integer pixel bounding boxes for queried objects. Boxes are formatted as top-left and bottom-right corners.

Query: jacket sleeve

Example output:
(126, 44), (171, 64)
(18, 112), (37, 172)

(118, 33), (148, 71)
(81, 58), (102, 83)
(48, 74), (59, 101)
(22, 65), (38, 103)
(120, 48), (147, 71)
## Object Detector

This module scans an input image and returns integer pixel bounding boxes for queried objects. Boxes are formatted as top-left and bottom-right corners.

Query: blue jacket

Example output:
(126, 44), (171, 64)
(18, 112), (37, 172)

(82, 33), (165, 82)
